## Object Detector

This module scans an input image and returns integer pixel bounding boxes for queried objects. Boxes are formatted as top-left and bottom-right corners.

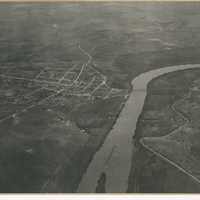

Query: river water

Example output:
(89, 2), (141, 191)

(77, 64), (200, 193)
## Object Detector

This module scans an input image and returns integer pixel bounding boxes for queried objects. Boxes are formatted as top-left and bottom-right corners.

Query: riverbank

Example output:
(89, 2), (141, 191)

(128, 68), (200, 192)
(77, 65), (200, 193)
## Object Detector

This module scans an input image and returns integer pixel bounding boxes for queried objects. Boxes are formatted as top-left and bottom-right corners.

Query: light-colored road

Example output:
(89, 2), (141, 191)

(140, 139), (200, 184)
(171, 92), (191, 125)
(0, 87), (64, 124)
(140, 77), (199, 184)
(77, 64), (200, 193)
(0, 74), (73, 87)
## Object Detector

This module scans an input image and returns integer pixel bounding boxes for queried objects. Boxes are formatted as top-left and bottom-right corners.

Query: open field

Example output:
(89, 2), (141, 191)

(1, 2), (200, 192)
(128, 69), (200, 193)
(0, 47), (126, 192)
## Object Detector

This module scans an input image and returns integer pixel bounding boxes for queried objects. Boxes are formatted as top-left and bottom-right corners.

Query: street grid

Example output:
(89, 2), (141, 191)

(0, 44), (128, 127)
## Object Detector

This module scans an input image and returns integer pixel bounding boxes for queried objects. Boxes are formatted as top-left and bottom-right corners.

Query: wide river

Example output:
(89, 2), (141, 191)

(77, 64), (200, 193)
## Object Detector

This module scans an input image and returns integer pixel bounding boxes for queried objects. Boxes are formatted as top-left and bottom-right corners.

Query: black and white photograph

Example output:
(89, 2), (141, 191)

(0, 1), (200, 195)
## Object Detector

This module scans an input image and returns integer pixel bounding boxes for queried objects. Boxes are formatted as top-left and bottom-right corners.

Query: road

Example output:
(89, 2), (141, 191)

(77, 64), (200, 193)
(140, 79), (200, 184)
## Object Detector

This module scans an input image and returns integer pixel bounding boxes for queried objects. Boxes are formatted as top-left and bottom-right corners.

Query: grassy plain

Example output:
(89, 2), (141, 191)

(128, 69), (200, 193)
(1, 2), (200, 192)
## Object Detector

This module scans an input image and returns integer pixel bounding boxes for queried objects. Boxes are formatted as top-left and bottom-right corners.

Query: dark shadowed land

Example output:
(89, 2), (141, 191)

(1, 2), (200, 192)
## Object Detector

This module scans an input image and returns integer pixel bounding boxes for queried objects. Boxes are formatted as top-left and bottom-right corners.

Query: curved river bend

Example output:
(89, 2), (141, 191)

(77, 64), (200, 193)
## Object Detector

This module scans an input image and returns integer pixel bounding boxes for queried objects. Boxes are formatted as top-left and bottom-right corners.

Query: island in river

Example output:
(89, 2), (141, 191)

(1, 2), (200, 193)
(78, 64), (200, 193)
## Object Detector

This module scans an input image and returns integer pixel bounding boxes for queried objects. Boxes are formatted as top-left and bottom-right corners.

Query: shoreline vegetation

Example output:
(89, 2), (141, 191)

(128, 69), (200, 193)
